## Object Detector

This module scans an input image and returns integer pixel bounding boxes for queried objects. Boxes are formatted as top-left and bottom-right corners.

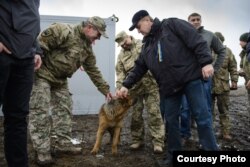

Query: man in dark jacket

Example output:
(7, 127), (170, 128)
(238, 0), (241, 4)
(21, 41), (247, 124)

(247, 31), (250, 62)
(116, 10), (218, 166)
(0, 0), (42, 166)
(180, 13), (226, 143)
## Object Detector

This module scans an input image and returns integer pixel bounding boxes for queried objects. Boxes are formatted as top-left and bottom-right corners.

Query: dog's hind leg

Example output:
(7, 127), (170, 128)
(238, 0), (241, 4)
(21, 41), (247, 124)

(112, 127), (121, 155)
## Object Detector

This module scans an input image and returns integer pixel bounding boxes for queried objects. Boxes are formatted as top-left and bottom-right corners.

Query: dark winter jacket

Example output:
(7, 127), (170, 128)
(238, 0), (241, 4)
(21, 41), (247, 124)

(122, 18), (212, 97)
(0, 0), (42, 59)
(247, 32), (250, 62)
(197, 27), (225, 72)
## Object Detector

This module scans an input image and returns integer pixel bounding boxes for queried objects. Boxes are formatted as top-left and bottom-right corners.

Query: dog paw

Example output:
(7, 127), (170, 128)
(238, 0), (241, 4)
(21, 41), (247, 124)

(91, 149), (98, 155)
(112, 152), (118, 156)
(111, 149), (118, 156)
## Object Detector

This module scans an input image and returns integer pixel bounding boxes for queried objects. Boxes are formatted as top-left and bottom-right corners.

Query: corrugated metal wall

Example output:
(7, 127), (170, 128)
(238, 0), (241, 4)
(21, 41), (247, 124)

(0, 15), (116, 115)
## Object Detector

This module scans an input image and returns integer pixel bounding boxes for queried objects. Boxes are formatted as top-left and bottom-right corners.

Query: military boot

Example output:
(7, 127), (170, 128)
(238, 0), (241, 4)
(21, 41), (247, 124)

(222, 133), (232, 141)
(52, 142), (82, 155)
(37, 152), (53, 166)
(129, 142), (143, 150)
(153, 145), (163, 154)
(219, 114), (231, 141)
(247, 94), (250, 115)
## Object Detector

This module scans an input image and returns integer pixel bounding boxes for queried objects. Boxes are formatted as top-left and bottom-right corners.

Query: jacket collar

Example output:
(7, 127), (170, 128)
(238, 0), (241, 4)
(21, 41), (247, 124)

(197, 26), (204, 33)
(142, 17), (161, 43)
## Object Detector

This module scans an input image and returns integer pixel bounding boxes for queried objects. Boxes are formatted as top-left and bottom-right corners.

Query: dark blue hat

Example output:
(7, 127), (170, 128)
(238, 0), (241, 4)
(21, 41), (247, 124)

(239, 32), (249, 42)
(129, 10), (149, 31)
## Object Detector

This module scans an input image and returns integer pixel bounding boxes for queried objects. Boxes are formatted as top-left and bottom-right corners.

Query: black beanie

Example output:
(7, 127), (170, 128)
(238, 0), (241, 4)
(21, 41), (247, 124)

(239, 32), (248, 42)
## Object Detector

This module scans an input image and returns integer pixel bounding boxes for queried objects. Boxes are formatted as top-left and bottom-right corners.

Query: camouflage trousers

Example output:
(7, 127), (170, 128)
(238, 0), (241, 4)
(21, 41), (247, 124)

(130, 91), (165, 147)
(247, 89), (250, 116)
(212, 92), (231, 134)
(29, 78), (73, 154)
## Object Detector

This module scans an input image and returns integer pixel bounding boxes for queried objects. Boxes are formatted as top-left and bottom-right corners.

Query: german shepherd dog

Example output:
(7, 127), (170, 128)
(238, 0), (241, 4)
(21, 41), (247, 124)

(91, 96), (133, 155)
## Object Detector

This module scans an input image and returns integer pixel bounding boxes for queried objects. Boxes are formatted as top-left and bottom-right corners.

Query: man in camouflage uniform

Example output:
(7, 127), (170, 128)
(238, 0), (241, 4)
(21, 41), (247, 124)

(212, 32), (238, 140)
(115, 31), (165, 153)
(238, 32), (250, 115)
(29, 16), (112, 165)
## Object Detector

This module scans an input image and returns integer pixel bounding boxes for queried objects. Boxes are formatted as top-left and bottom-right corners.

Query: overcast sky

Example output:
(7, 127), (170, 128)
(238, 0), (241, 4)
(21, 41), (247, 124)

(39, 0), (249, 84)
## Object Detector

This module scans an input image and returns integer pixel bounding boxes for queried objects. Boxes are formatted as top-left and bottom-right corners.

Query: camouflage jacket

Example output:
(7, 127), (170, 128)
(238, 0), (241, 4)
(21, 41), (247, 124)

(212, 46), (238, 94)
(115, 37), (158, 95)
(36, 23), (109, 95)
(239, 49), (246, 68)
(240, 49), (250, 82)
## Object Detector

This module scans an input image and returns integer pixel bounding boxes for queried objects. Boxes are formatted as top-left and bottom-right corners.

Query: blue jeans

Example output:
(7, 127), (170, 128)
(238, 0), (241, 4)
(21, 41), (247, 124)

(180, 95), (191, 139)
(203, 78), (212, 114)
(180, 78), (212, 138)
(162, 79), (218, 159)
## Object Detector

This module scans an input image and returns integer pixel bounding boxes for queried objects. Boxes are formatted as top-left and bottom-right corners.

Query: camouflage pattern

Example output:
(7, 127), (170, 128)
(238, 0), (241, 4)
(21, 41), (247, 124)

(239, 49), (250, 114)
(211, 93), (230, 134)
(115, 36), (165, 147)
(211, 46), (238, 135)
(130, 93), (165, 147)
(37, 23), (109, 95)
(29, 78), (73, 153)
(240, 50), (250, 82)
(29, 22), (110, 154)
(212, 47), (238, 94)
(87, 16), (108, 38)
(115, 31), (127, 46)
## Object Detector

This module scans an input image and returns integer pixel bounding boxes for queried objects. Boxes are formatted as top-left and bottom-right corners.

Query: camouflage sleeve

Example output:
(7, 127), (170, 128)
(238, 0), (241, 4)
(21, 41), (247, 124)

(239, 50), (245, 68)
(115, 53), (126, 90)
(243, 56), (250, 81)
(38, 23), (70, 53)
(211, 34), (226, 72)
(81, 52), (110, 96)
(227, 48), (238, 82)
(240, 59), (243, 69)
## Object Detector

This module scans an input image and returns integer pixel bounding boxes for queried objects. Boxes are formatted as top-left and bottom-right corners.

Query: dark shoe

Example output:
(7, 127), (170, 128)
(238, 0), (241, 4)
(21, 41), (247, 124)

(181, 137), (187, 146)
(181, 136), (192, 146)
(37, 152), (53, 166)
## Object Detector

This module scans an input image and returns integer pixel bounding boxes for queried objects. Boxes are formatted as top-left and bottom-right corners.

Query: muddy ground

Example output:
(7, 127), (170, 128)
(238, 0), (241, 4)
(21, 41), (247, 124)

(0, 86), (249, 167)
